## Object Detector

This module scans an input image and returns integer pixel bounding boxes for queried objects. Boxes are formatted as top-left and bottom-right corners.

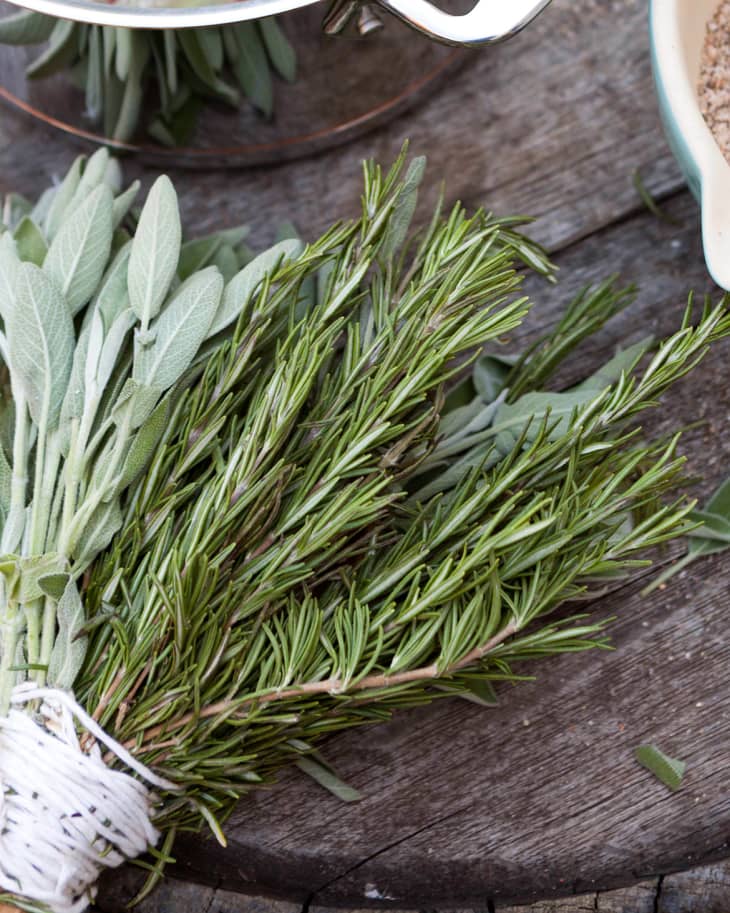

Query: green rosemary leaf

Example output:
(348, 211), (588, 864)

(134, 266), (222, 391)
(259, 18), (296, 83)
(12, 217), (46, 267)
(44, 183), (114, 315)
(128, 175), (181, 333)
(0, 9), (54, 44)
(8, 262), (74, 428)
(25, 18), (77, 79)
(635, 744), (686, 791)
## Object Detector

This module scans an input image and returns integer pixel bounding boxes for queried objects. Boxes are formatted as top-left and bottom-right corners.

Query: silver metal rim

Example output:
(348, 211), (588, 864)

(2, 0), (321, 29)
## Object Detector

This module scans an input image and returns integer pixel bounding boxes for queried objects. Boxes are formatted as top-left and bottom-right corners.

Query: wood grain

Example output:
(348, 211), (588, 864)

(2, 0), (728, 907)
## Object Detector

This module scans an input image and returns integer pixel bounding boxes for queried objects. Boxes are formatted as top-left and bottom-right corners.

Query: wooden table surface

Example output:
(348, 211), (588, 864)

(2, 0), (730, 908)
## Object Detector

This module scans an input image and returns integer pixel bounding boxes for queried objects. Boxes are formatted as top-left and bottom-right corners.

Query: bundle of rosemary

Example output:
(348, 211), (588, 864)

(0, 148), (727, 912)
(0, 8), (296, 143)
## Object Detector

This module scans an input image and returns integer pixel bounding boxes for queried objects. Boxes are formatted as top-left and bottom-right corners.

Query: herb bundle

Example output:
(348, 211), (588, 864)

(0, 9), (296, 144)
(0, 148), (727, 911)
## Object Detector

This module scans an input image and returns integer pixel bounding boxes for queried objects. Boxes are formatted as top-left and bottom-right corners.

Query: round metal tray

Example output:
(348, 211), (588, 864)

(0, 6), (467, 168)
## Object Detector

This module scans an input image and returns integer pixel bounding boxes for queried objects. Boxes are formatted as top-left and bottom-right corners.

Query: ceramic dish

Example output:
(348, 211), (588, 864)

(650, 0), (730, 289)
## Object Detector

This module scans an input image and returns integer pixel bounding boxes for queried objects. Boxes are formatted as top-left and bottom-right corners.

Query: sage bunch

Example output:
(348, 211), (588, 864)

(0, 9), (296, 143)
(0, 149), (728, 908)
(0, 145), (271, 714)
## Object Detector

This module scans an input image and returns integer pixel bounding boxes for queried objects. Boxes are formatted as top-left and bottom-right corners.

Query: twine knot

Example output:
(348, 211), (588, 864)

(0, 683), (175, 913)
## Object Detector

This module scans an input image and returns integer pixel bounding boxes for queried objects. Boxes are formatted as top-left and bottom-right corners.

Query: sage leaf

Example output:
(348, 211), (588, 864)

(128, 175), (181, 330)
(687, 508), (730, 542)
(3, 193), (32, 231)
(112, 181), (140, 229)
(112, 378), (162, 429)
(44, 183), (114, 315)
(8, 263), (74, 428)
(17, 553), (66, 604)
(473, 353), (518, 403)
(47, 577), (87, 690)
(94, 242), (132, 327)
(25, 18), (76, 79)
(44, 155), (84, 241)
(85, 27), (103, 122)
(577, 337), (653, 392)
(68, 147), (111, 211)
(13, 217), (47, 266)
(73, 497), (122, 566)
(0, 446), (11, 527)
(0, 233), (20, 322)
(493, 390), (597, 443)
(635, 744), (686, 791)
(30, 186), (56, 227)
(209, 238), (302, 338)
(259, 18), (296, 82)
(163, 30), (178, 94)
(118, 395), (170, 489)
(381, 156), (426, 262)
(96, 308), (137, 395)
(135, 266), (222, 390)
(295, 756), (362, 802)
(196, 28), (224, 70)
(115, 27), (133, 82)
(232, 22), (273, 117)
(59, 319), (91, 448)
(0, 9), (55, 44)
(211, 245), (239, 283)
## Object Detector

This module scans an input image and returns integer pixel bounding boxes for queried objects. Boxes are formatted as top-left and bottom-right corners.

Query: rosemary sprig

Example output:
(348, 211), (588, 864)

(0, 150), (727, 905)
(69, 154), (728, 835)
(0, 9), (297, 143)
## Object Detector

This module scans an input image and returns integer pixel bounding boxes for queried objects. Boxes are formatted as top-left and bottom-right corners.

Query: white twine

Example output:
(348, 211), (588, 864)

(0, 682), (177, 913)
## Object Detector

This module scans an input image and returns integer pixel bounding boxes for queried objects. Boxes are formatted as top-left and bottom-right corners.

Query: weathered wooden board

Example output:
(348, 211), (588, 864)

(2, 0), (729, 908)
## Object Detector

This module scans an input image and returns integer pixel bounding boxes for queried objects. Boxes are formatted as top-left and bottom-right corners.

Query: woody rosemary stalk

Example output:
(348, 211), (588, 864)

(0, 147), (728, 910)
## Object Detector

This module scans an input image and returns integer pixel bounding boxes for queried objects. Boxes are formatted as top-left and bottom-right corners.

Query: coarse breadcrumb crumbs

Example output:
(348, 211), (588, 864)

(699, 1), (730, 162)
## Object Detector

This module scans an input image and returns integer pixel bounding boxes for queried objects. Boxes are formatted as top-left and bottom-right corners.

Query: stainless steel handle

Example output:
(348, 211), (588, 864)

(326, 0), (552, 47)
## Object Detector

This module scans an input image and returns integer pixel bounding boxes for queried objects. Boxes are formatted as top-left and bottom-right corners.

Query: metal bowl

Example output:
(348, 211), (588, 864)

(1, 0), (552, 45)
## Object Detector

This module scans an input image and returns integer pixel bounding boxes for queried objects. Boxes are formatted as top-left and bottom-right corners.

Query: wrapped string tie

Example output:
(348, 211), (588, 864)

(0, 682), (177, 913)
